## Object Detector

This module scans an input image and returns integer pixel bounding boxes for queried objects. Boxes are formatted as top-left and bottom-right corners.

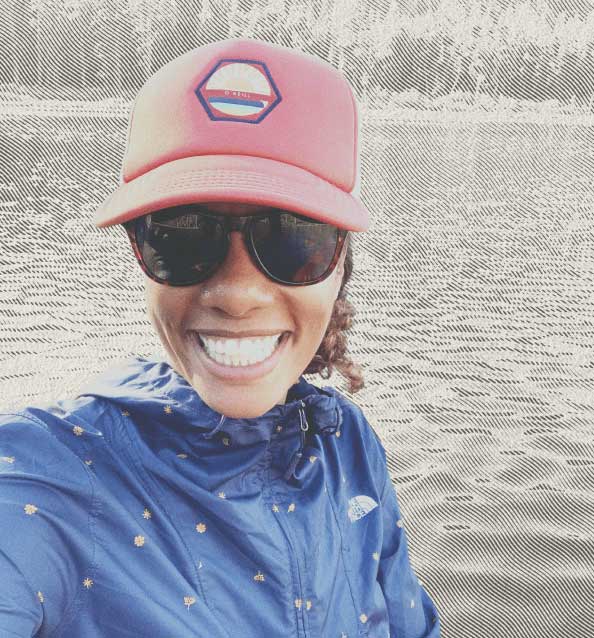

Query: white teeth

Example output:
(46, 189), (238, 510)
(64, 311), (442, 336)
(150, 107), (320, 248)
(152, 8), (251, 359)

(197, 333), (284, 367)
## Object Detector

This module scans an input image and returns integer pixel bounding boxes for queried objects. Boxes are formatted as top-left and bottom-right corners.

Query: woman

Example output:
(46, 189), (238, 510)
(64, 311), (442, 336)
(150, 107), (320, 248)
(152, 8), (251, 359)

(0, 38), (441, 637)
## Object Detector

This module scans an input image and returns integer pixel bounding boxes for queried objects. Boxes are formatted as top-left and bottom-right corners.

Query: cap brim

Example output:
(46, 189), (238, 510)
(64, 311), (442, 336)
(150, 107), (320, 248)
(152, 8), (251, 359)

(94, 155), (370, 231)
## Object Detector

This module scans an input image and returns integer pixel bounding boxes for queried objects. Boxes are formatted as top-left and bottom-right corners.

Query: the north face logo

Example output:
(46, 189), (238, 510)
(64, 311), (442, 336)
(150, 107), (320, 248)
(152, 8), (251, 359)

(347, 495), (379, 522)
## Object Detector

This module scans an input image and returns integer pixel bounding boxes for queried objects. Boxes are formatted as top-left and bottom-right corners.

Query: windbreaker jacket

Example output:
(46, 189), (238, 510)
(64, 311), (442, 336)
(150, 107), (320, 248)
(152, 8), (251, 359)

(0, 355), (441, 638)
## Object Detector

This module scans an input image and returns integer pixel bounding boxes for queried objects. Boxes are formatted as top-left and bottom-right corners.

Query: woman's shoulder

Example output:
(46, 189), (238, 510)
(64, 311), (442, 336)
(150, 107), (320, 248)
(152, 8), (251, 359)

(0, 355), (159, 467)
(0, 395), (108, 485)
(0, 357), (139, 483)
(328, 387), (386, 444)
(323, 386), (390, 479)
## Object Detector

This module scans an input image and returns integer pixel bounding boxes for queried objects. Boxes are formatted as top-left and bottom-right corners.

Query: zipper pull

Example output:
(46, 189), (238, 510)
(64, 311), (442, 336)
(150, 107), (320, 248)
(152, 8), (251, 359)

(284, 401), (309, 482)
(298, 400), (309, 433)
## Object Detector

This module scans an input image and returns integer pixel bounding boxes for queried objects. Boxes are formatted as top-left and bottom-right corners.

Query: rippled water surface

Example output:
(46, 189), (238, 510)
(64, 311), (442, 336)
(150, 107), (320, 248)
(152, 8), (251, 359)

(1, 109), (593, 637)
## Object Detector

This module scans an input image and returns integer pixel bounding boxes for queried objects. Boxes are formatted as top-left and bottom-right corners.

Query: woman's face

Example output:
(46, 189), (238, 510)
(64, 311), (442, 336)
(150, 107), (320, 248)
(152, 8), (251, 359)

(144, 201), (347, 419)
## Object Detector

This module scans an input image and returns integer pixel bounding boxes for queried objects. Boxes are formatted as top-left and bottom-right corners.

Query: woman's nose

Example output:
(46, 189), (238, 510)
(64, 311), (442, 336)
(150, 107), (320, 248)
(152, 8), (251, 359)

(195, 230), (276, 315)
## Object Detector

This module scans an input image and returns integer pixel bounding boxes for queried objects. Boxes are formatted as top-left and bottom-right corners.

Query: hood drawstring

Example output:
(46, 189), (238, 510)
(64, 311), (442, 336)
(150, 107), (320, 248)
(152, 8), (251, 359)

(284, 401), (309, 482)
(202, 414), (226, 440)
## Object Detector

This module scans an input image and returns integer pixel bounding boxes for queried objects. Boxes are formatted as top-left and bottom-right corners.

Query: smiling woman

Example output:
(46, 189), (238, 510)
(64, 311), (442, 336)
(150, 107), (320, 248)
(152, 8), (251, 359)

(0, 38), (441, 638)
(140, 200), (353, 419)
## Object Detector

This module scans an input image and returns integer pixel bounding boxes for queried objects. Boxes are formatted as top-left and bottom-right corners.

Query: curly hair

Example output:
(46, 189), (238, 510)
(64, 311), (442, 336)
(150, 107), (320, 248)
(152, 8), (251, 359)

(303, 233), (365, 394)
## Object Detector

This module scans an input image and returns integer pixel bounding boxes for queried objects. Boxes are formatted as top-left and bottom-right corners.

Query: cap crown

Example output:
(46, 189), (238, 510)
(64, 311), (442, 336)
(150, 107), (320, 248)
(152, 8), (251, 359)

(123, 38), (359, 194)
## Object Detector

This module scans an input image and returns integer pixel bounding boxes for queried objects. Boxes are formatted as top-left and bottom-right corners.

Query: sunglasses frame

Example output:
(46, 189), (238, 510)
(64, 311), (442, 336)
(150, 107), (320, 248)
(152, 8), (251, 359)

(122, 206), (350, 288)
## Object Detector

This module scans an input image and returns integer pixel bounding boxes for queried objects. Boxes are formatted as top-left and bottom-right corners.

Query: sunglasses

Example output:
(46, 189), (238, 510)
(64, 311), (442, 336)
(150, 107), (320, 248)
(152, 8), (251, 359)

(123, 204), (349, 287)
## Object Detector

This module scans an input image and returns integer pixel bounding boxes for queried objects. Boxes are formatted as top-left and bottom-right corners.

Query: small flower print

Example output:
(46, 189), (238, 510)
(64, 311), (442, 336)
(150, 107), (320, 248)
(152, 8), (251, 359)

(1, 456), (15, 463)
(195, 523), (206, 533)
(359, 613), (368, 623)
(83, 577), (93, 589)
(184, 596), (196, 610)
(272, 504), (279, 512)
(164, 406), (173, 414)
(143, 509), (152, 519)
(335, 430), (341, 438)
(308, 455), (317, 463)
(396, 518), (404, 528)
(134, 535), (145, 547)
(218, 492), (226, 499)
(253, 571), (265, 582)
(84, 459), (93, 465)
(177, 453), (188, 459)
(37, 591), (44, 603)
(372, 552), (380, 561)
(294, 598), (302, 609)
(121, 410), (130, 417)
(276, 425), (283, 432)
(306, 600), (312, 610)
(24, 504), (38, 515)
(410, 598), (415, 608)
(287, 503), (296, 513)
(222, 437), (230, 446)
(73, 426), (84, 436)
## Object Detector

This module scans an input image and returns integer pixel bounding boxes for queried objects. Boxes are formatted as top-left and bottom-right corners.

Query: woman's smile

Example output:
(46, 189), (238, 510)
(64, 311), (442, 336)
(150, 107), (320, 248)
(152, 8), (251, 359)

(192, 330), (292, 381)
(196, 331), (287, 366)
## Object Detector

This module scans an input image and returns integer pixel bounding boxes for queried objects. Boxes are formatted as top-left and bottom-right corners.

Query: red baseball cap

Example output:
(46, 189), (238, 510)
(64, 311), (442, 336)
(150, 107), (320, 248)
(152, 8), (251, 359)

(94, 38), (370, 232)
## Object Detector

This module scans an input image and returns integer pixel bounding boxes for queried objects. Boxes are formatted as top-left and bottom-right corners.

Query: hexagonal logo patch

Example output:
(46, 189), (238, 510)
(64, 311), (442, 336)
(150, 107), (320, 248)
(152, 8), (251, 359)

(195, 58), (282, 124)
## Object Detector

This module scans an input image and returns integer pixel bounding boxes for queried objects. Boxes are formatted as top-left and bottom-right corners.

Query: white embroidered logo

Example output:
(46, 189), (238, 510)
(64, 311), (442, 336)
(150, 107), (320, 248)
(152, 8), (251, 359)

(347, 495), (379, 522)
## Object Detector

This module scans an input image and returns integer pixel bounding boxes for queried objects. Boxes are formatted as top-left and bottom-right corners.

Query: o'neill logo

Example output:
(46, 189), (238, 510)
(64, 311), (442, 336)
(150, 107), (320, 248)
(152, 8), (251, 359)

(196, 58), (282, 123)
(347, 495), (379, 522)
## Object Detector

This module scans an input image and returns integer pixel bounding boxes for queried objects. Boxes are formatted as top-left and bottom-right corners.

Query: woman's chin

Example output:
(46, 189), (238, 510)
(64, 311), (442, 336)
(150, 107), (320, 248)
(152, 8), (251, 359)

(166, 333), (305, 417)
(192, 382), (288, 419)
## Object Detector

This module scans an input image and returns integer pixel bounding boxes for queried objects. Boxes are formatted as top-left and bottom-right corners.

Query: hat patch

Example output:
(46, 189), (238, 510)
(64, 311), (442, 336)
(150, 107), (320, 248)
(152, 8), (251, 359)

(196, 59), (281, 124)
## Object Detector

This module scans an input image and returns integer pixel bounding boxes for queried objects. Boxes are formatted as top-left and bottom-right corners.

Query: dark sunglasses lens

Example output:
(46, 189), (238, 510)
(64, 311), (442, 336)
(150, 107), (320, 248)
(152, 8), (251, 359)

(250, 214), (340, 284)
(133, 208), (340, 285)
(135, 210), (225, 285)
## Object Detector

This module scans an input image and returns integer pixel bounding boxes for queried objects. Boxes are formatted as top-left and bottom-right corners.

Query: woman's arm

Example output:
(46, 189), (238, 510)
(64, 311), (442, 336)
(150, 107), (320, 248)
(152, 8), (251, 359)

(0, 411), (95, 637)
(0, 548), (43, 637)
(377, 471), (442, 637)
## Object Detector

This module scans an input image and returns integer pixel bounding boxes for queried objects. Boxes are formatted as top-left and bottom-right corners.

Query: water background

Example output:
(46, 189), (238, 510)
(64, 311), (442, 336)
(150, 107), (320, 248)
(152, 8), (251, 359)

(1, 102), (593, 636)
(1, 2), (594, 634)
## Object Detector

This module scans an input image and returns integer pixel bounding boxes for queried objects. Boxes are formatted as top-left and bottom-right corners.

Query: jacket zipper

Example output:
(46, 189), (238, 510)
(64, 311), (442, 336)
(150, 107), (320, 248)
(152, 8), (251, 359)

(274, 400), (310, 637)
(295, 401), (309, 637)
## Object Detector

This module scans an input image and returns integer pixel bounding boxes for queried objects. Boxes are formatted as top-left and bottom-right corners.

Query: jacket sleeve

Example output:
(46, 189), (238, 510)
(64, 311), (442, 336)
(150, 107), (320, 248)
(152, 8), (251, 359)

(0, 412), (95, 637)
(0, 549), (43, 637)
(377, 467), (442, 637)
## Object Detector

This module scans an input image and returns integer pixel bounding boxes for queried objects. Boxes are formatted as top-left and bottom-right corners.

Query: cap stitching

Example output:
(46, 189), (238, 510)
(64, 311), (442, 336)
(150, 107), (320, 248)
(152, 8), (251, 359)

(348, 83), (358, 194)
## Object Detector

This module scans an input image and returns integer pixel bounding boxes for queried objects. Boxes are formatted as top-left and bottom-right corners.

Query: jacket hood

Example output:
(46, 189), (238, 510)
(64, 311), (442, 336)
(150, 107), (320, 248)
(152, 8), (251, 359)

(78, 355), (344, 483)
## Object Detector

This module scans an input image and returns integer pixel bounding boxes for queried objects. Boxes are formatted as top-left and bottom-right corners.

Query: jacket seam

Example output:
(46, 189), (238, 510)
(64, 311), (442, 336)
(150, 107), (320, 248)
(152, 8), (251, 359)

(350, 401), (390, 503)
(324, 481), (370, 637)
(2, 410), (99, 638)
(379, 468), (390, 506)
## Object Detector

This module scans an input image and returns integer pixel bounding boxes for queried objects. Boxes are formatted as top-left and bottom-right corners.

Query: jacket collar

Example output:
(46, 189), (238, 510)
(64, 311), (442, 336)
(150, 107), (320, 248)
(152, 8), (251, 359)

(78, 355), (343, 482)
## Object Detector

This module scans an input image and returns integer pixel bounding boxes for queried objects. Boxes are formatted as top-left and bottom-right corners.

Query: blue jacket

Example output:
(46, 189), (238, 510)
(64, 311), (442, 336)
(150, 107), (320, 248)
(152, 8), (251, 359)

(0, 355), (441, 637)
